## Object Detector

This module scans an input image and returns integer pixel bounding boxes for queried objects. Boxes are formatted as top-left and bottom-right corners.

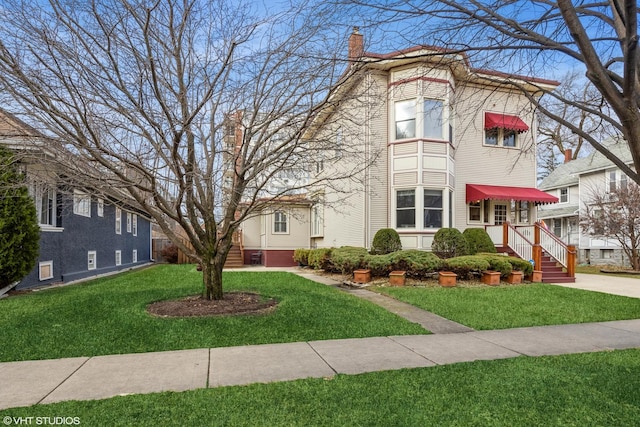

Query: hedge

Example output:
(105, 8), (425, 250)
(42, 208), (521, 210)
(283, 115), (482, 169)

(293, 248), (311, 266)
(443, 256), (491, 279)
(329, 246), (369, 273)
(308, 248), (333, 270)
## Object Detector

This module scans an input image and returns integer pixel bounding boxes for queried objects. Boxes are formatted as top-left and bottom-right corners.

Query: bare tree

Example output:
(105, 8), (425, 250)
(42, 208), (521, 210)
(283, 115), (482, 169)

(581, 183), (640, 270)
(0, 0), (371, 300)
(341, 0), (640, 184)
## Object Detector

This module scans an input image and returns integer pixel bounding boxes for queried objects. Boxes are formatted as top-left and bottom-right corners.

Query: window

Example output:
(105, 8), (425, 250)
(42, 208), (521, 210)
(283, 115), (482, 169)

(39, 261), (53, 281)
(132, 215), (138, 236)
(97, 199), (104, 217)
(423, 99), (443, 139)
(484, 128), (518, 147)
(560, 188), (568, 203)
(73, 190), (91, 217)
(115, 250), (122, 266)
(273, 210), (288, 233)
(35, 184), (56, 226)
(468, 200), (491, 223)
(396, 189), (416, 228)
(517, 201), (529, 223)
(88, 251), (97, 270)
(553, 219), (562, 237)
(423, 189), (443, 228)
(494, 204), (507, 225)
(395, 100), (416, 140)
(126, 212), (132, 233)
(115, 207), (122, 234)
(311, 205), (323, 237)
(609, 169), (629, 192)
(601, 249), (614, 259)
(132, 249), (138, 263)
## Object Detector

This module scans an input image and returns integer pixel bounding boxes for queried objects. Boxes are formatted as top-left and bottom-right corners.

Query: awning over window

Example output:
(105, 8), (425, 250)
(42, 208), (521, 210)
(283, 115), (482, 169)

(485, 112), (529, 133)
(466, 184), (558, 204)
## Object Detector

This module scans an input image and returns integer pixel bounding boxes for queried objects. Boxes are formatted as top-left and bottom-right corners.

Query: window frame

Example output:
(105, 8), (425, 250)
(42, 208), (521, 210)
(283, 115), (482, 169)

(559, 188), (568, 203)
(115, 250), (122, 266)
(126, 212), (132, 233)
(87, 251), (97, 270)
(132, 214), (138, 236)
(132, 249), (138, 263)
(423, 189), (443, 229)
(35, 184), (56, 226)
(311, 204), (323, 237)
(39, 261), (54, 281)
(115, 207), (122, 235)
(273, 210), (289, 234)
(396, 189), (416, 229)
(73, 190), (91, 217)
(97, 198), (104, 217)
(394, 99), (417, 140)
(484, 128), (519, 148)
(422, 99), (444, 140)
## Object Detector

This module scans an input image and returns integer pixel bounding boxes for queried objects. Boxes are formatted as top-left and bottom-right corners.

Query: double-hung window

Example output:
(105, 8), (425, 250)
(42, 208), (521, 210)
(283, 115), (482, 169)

(423, 189), (443, 228)
(273, 210), (288, 234)
(396, 189), (416, 228)
(395, 100), (416, 140)
(35, 184), (56, 226)
(115, 207), (122, 234)
(423, 99), (443, 139)
(73, 190), (91, 217)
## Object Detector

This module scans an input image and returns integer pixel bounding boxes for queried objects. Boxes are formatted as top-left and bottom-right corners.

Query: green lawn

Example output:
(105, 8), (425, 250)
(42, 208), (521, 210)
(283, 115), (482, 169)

(375, 283), (640, 330)
(0, 265), (425, 362)
(2, 349), (639, 426)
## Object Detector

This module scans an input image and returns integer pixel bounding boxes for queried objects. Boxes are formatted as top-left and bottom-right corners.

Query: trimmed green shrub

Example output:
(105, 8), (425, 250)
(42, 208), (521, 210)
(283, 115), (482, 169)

(478, 254), (513, 277)
(308, 248), (333, 270)
(432, 228), (469, 259)
(363, 253), (395, 277)
(504, 256), (534, 276)
(371, 228), (402, 255)
(385, 250), (443, 277)
(330, 246), (368, 274)
(293, 248), (311, 266)
(463, 228), (496, 255)
(443, 256), (490, 280)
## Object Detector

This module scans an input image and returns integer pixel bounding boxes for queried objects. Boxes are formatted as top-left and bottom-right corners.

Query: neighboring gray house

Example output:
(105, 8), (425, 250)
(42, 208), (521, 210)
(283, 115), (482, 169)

(0, 111), (153, 290)
(538, 142), (635, 266)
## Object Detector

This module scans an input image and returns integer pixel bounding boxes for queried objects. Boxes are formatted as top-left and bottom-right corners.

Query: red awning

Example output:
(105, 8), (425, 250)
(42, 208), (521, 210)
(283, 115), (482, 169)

(466, 184), (558, 204)
(485, 112), (529, 133)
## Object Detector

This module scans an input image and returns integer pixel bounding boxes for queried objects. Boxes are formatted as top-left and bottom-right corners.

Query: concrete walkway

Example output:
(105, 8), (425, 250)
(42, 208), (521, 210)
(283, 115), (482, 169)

(557, 272), (640, 298)
(3, 269), (640, 411)
(3, 319), (640, 410)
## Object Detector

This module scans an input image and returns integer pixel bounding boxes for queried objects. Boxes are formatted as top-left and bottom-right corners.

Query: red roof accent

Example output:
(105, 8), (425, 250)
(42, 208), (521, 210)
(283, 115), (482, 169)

(485, 112), (529, 133)
(466, 184), (558, 204)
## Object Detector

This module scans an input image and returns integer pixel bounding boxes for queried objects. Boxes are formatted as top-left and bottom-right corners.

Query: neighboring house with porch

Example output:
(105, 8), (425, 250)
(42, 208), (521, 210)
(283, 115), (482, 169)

(237, 29), (576, 282)
(538, 142), (635, 267)
(0, 111), (152, 290)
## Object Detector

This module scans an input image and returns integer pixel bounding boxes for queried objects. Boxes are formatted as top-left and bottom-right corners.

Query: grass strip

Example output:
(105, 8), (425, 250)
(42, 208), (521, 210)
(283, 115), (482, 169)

(0, 265), (425, 362)
(375, 283), (640, 330)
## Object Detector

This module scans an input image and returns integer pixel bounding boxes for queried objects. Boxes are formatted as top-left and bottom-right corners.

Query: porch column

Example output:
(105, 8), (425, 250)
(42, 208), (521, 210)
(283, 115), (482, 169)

(502, 222), (509, 247)
(567, 245), (576, 278)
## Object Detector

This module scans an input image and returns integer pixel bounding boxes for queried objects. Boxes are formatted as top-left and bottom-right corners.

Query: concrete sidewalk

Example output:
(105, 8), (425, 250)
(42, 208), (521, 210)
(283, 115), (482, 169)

(2, 319), (640, 410)
(554, 273), (640, 298)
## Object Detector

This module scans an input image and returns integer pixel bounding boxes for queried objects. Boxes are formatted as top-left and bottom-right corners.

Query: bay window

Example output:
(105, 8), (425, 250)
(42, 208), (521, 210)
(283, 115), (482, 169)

(422, 99), (443, 139)
(423, 189), (443, 228)
(396, 189), (416, 228)
(395, 100), (416, 140)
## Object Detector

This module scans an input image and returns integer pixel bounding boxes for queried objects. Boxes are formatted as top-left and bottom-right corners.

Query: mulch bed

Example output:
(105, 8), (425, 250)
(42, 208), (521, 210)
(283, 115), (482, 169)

(147, 292), (278, 318)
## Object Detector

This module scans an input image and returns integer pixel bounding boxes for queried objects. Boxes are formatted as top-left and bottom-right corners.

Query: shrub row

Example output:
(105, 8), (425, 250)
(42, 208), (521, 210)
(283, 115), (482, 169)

(300, 246), (532, 280)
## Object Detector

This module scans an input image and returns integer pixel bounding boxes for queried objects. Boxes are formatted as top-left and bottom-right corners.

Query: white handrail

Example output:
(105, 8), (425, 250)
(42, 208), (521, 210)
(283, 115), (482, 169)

(538, 226), (567, 267)
(508, 226), (533, 262)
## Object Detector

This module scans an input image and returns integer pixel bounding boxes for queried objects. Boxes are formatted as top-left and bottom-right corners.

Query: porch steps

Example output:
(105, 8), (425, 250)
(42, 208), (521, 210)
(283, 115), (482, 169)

(224, 245), (244, 269)
(496, 247), (575, 283)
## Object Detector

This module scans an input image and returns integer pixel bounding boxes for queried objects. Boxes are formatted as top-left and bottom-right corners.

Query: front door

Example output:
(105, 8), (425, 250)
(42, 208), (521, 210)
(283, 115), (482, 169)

(494, 203), (508, 225)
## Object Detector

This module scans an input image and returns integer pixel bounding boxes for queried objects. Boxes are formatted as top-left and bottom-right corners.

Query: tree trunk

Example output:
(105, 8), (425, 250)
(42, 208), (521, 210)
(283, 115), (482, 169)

(202, 259), (224, 300)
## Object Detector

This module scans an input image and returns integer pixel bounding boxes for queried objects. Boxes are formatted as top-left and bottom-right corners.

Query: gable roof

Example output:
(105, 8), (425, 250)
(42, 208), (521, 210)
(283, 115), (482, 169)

(538, 142), (633, 190)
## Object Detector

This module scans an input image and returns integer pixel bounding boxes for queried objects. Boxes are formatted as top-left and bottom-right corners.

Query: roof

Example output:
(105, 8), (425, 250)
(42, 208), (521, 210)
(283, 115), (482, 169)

(538, 142), (633, 190)
(466, 184), (558, 204)
(537, 205), (579, 219)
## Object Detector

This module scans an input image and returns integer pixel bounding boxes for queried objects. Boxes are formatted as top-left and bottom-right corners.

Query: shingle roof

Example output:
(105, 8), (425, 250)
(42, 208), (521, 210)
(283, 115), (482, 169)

(538, 142), (633, 190)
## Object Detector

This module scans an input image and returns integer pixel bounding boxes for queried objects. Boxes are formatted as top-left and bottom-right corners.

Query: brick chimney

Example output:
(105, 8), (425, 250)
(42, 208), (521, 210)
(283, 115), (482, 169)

(348, 27), (364, 61)
(564, 148), (572, 163)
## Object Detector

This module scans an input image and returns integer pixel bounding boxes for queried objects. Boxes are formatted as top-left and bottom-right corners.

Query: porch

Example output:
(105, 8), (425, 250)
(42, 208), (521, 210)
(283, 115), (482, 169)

(486, 222), (576, 283)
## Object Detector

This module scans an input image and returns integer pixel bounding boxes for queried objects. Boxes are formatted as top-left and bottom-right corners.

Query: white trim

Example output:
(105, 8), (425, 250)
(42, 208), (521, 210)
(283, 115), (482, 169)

(115, 250), (122, 266)
(272, 210), (289, 234)
(73, 190), (91, 217)
(97, 198), (104, 217)
(39, 261), (54, 281)
(126, 212), (132, 233)
(87, 251), (97, 270)
(132, 214), (138, 236)
(115, 207), (122, 234)
(132, 249), (138, 263)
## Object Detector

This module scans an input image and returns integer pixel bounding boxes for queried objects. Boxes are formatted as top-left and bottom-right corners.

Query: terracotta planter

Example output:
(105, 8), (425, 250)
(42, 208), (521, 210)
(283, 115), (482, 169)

(507, 271), (523, 284)
(353, 269), (371, 284)
(389, 270), (406, 286)
(481, 270), (501, 286)
(438, 271), (457, 287)
(527, 270), (543, 282)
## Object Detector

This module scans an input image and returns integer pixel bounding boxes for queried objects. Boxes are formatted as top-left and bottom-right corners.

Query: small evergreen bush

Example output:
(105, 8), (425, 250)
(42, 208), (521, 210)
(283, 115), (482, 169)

(463, 228), (496, 255)
(503, 256), (534, 276)
(370, 228), (402, 255)
(363, 253), (395, 277)
(330, 246), (368, 273)
(308, 248), (333, 270)
(293, 248), (311, 266)
(431, 228), (469, 259)
(443, 256), (490, 279)
(385, 250), (443, 277)
(478, 254), (513, 277)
